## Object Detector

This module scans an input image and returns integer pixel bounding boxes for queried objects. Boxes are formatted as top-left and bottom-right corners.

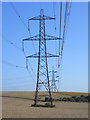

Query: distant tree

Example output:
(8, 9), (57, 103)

(62, 97), (67, 102)
(59, 97), (62, 101)
(83, 98), (88, 102)
(72, 96), (76, 99)
(67, 97), (71, 101)
(75, 97), (80, 102)
(80, 95), (84, 98)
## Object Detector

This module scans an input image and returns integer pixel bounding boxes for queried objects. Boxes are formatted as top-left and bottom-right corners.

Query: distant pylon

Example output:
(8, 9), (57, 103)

(23, 9), (62, 106)
(49, 67), (59, 92)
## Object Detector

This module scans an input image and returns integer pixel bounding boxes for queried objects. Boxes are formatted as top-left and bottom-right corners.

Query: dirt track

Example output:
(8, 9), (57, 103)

(2, 97), (88, 118)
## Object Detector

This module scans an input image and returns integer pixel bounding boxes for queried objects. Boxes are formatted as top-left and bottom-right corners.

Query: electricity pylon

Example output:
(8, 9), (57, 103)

(23, 9), (62, 106)
(49, 67), (59, 92)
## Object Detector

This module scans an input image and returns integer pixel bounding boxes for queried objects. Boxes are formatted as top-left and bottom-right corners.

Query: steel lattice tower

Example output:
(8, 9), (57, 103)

(49, 67), (59, 92)
(23, 9), (62, 106)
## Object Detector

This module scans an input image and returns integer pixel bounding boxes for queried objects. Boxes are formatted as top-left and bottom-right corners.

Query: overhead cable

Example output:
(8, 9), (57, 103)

(10, 2), (28, 30)
(2, 35), (36, 84)
(61, 1), (68, 58)
(3, 35), (21, 51)
(53, 2), (56, 30)
(2, 60), (25, 68)
(58, 0), (62, 68)
(10, 2), (36, 53)
(64, 0), (72, 40)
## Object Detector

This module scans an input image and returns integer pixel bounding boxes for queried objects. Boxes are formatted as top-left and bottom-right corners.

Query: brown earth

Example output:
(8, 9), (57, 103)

(2, 91), (89, 99)
(2, 91), (88, 118)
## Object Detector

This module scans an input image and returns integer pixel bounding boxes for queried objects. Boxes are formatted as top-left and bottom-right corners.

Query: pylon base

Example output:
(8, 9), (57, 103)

(31, 104), (55, 108)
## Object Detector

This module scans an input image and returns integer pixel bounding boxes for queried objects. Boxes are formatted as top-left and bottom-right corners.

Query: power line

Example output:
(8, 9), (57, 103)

(58, 1), (72, 91)
(28, 20), (36, 53)
(3, 35), (21, 51)
(28, 62), (36, 77)
(1, 59), (36, 84)
(2, 60), (25, 68)
(3, 35), (36, 75)
(10, 2), (28, 30)
(57, 57), (63, 91)
(61, 0), (72, 59)
(53, 2), (56, 30)
(61, 1), (68, 58)
(57, 1), (69, 91)
(3, 76), (29, 80)
(21, 50), (36, 78)
(59, 0), (62, 39)
(2, 35), (36, 84)
(10, 2), (36, 53)
(59, 0), (62, 56)
(63, 1), (68, 41)
(53, 2), (57, 68)
(58, 0), (62, 68)
(64, 0), (72, 40)
(26, 68), (36, 84)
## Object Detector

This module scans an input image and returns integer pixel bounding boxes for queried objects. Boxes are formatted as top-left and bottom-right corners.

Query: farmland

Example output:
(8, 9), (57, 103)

(2, 91), (89, 118)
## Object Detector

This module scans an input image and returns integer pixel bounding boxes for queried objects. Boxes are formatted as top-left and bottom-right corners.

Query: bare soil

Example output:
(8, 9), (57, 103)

(2, 91), (88, 118)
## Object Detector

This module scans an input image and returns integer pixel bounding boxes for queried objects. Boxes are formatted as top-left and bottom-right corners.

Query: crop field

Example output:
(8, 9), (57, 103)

(2, 91), (89, 118)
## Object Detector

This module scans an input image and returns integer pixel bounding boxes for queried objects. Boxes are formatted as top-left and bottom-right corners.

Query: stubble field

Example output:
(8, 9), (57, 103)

(2, 91), (89, 118)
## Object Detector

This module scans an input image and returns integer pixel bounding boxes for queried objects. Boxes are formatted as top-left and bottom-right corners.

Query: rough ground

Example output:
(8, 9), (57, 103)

(2, 91), (88, 118)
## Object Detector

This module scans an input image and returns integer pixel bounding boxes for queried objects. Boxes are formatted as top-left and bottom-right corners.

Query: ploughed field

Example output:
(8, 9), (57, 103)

(2, 91), (88, 118)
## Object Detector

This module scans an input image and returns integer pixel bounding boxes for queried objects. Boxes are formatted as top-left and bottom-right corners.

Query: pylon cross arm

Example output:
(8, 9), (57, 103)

(45, 34), (62, 40)
(26, 52), (59, 58)
(29, 15), (55, 20)
(23, 34), (39, 41)
(23, 34), (62, 41)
